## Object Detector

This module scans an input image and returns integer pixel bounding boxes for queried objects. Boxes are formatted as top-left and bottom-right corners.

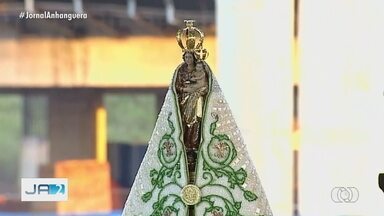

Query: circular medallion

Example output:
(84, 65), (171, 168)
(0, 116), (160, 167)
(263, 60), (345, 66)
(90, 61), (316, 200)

(180, 184), (201, 206)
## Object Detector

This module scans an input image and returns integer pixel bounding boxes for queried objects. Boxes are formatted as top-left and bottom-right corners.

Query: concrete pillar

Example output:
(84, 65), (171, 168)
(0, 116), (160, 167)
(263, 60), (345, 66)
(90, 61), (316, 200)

(20, 95), (48, 178)
(73, 0), (84, 14)
(164, 0), (176, 25)
(127, 0), (136, 19)
(48, 90), (101, 163)
(216, 1), (293, 215)
(24, 0), (35, 12)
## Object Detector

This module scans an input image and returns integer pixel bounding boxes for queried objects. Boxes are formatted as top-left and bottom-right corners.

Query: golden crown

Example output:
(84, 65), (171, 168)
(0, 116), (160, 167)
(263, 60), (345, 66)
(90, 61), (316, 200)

(176, 20), (209, 60)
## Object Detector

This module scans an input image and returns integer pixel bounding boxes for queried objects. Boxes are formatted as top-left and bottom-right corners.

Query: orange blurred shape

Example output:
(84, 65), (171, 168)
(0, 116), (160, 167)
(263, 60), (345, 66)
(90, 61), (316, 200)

(54, 160), (112, 215)
(0, 195), (6, 204)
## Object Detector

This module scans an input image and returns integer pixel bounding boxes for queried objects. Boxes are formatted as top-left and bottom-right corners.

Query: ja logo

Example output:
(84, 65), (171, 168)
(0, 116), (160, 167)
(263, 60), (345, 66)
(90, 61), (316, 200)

(25, 184), (65, 195)
(21, 178), (68, 201)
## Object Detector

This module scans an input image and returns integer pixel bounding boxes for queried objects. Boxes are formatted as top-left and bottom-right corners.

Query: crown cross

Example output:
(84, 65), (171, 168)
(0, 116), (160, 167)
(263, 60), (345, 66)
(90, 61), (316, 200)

(176, 20), (209, 60)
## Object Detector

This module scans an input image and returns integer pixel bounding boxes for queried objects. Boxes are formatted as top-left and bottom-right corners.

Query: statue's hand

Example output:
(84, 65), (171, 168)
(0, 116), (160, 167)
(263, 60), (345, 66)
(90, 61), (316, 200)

(183, 84), (197, 93)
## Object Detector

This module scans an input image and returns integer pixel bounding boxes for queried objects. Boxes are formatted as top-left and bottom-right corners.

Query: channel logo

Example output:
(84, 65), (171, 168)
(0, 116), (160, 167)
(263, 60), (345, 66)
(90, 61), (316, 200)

(21, 178), (68, 201)
(331, 187), (359, 203)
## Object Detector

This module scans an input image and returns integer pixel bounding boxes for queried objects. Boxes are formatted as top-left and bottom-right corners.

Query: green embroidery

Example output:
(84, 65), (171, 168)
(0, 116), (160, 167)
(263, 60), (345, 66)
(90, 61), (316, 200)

(149, 194), (184, 216)
(198, 113), (258, 215)
(141, 110), (259, 215)
(142, 112), (186, 215)
(199, 185), (242, 216)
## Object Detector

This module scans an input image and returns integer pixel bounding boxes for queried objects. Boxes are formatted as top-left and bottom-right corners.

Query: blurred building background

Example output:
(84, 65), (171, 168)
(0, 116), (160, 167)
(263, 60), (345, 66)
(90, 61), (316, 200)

(1, 0), (384, 216)
(0, 0), (216, 214)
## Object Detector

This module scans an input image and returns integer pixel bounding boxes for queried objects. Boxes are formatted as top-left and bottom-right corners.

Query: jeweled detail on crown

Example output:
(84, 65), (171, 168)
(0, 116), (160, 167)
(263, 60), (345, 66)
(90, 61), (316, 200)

(176, 20), (209, 60)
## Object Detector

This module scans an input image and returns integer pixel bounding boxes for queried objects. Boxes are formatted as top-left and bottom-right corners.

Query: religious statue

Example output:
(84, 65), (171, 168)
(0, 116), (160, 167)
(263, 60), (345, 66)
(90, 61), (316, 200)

(122, 20), (273, 216)
(175, 52), (209, 184)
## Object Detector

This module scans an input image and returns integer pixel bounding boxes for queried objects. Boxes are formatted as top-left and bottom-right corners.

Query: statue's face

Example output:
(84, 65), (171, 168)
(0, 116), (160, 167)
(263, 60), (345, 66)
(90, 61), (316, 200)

(196, 63), (204, 72)
(184, 53), (194, 65)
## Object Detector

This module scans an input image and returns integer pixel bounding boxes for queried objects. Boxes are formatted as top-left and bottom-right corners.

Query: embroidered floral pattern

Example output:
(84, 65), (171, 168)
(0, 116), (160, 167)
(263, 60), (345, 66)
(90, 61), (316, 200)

(163, 140), (176, 157)
(141, 113), (186, 215)
(197, 113), (259, 215)
(162, 206), (178, 216)
(212, 210), (224, 216)
(163, 209), (172, 216)
(213, 142), (229, 159)
(141, 112), (259, 216)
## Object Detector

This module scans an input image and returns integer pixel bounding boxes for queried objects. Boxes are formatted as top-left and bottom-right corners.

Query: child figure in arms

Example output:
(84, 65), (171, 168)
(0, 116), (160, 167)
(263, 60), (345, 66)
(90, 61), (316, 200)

(182, 61), (208, 126)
